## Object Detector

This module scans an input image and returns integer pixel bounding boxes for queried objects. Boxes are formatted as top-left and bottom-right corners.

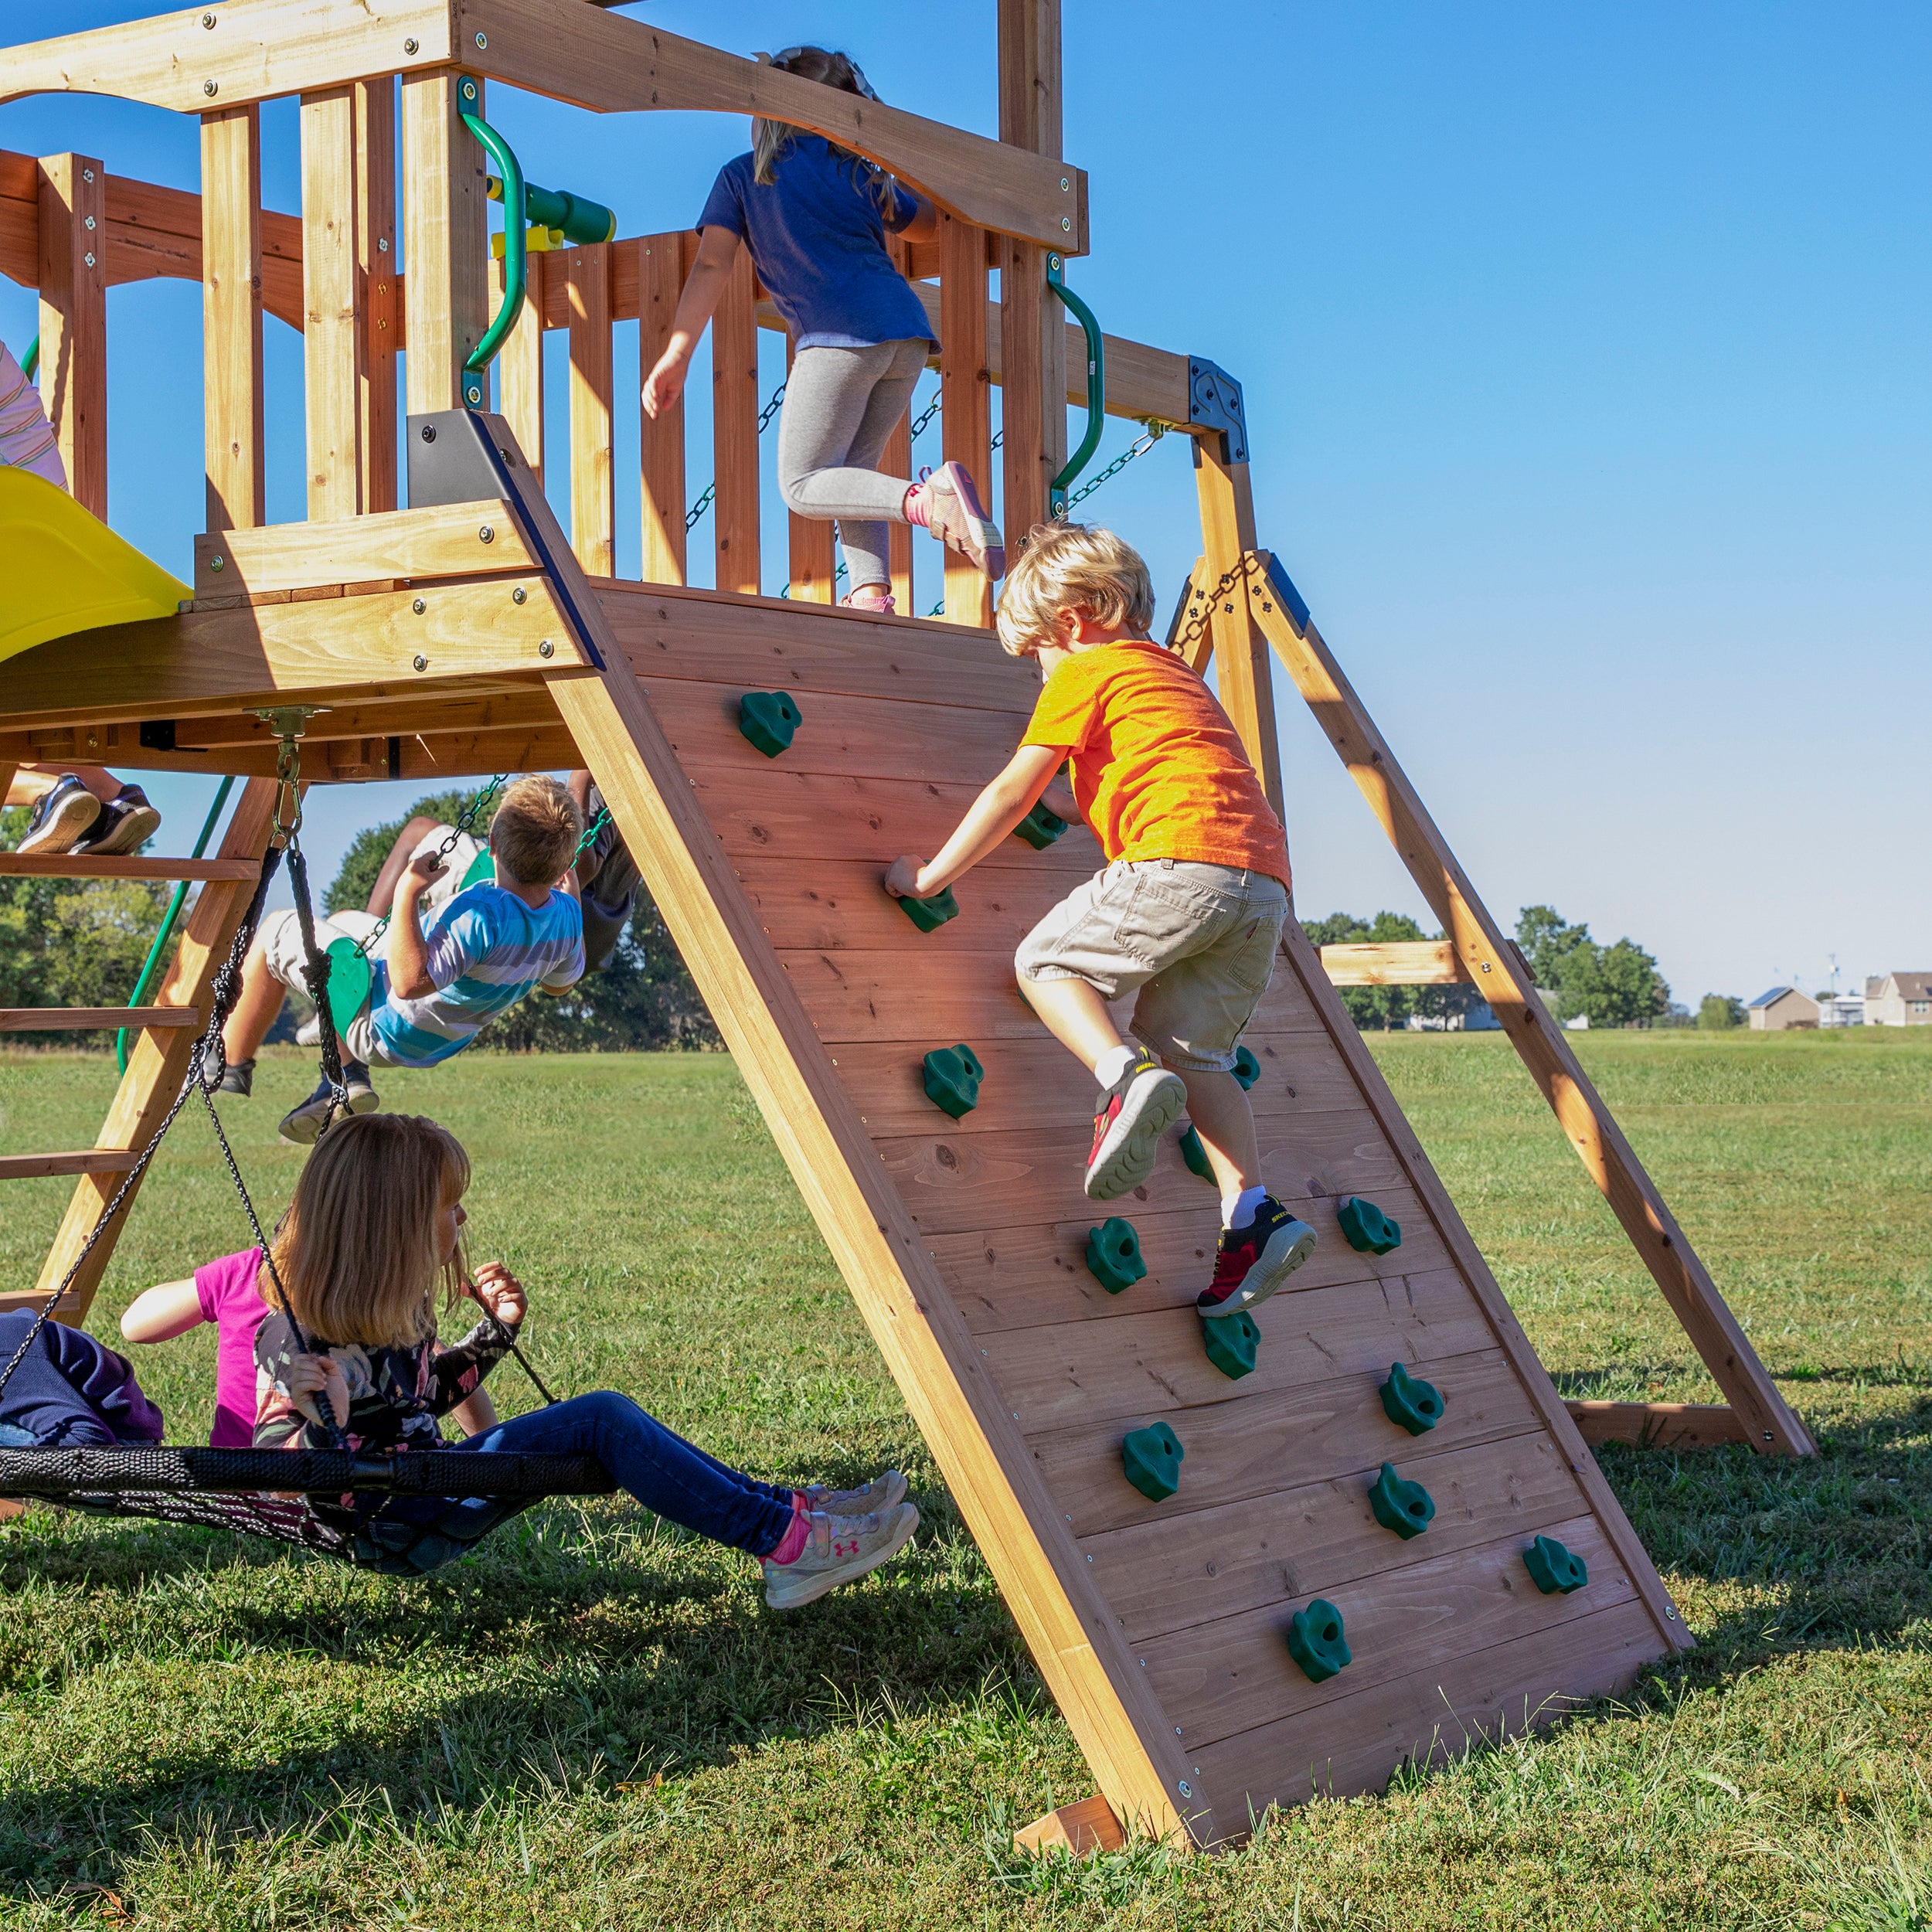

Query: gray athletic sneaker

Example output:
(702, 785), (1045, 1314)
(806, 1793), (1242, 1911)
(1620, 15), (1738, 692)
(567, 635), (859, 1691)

(801, 1470), (908, 1517)
(181, 1055), (253, 1100)
(917, 461), (1005, 579)
(277, 1060), (379, 1145)
(763, 1501), (919, 1611)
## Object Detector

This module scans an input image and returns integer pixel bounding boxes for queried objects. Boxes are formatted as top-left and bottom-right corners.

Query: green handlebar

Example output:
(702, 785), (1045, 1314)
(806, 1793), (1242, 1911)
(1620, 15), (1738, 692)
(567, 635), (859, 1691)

(19, 333), (38, 382)
(1046, 253), (1105, 518)
(489, 174), (616, 248)
(459, 83), (523, 410)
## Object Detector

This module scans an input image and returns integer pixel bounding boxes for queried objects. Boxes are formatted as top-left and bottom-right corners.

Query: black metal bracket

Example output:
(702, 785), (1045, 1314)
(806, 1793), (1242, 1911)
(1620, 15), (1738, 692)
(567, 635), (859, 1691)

(1186, 358), (1249, 464)
(1260, 550), (1311, 635)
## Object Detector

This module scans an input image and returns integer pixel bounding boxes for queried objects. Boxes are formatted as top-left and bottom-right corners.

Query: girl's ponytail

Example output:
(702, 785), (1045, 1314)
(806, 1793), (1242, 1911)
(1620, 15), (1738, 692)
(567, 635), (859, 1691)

(751, 47), (901, 214)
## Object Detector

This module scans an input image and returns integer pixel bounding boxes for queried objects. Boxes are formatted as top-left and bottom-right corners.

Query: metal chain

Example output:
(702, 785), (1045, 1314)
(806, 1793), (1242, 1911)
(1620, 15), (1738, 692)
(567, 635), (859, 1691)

(351, 775), (509, 961)
(1064, 420), (1166, 511)
(1167, 557), (1252, 657)
(685, 380), (789, 530)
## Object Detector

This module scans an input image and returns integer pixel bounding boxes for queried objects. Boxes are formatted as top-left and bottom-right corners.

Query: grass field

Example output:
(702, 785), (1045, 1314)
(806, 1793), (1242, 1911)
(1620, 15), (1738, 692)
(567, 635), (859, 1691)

(0, 1028), (1926, 1930)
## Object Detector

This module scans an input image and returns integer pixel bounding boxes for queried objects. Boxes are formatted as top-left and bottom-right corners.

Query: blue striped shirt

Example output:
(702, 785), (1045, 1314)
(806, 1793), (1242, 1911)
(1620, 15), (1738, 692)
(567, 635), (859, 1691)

(369, 885), (584, 1069)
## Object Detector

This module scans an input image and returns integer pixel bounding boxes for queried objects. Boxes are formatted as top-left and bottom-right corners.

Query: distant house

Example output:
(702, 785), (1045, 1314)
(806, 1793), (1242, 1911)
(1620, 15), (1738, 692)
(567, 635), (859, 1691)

(1747, 986), (1818, 1031)
(1866, 972), (1932, 1026)
(1818, 993), (1865, 1029)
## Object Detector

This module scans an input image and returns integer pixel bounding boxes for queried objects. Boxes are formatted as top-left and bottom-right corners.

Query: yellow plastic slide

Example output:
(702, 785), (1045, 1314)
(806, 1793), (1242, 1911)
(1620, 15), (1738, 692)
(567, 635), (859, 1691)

(0, 467), (190, 665)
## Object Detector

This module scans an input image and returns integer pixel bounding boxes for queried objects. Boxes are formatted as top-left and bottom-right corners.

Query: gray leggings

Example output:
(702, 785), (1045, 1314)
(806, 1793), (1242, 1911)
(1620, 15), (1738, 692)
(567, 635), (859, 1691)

(776, 338), (930, 590)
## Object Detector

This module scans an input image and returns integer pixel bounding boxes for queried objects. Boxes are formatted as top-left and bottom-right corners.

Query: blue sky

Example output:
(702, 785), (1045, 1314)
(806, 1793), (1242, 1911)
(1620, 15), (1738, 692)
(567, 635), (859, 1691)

(3, 2), (1927, 1005)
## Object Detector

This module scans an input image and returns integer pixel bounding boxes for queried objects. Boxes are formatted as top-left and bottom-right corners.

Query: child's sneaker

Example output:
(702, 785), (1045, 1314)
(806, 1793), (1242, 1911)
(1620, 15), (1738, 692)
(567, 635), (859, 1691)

(763, 1502), (919, 1611)
(74, 784), (161, 855)
(1085, 1049), (1187, 1200)
(277, 1060), (379, 1145)
(801, 1470), (908, 1516)
(15, 775), (100, 855)
(1196, 1196), (1317, 1319)
(910, 462), (1005, 579)
(841, 583), (896, 614)
(295, 1012), (322, 1047)
(180, 1056), (253, 1100)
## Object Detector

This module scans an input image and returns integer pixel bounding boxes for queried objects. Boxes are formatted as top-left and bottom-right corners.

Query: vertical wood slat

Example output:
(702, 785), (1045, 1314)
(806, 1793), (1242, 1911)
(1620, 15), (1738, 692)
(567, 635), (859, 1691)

(498, 258), (544, 484)
(400, 67), (488, 417)
(638, 230), (686, 585)
(199, 109), (264, 532)
(567, 241), (614, 576)
(36, 153), (107, 517)
(885, 406), (913, 614)
(1193, 441), (1284, 818)
(712, 240), (761, 595)
(939, 213), (993, 628)
(300, 87), (361, 521)
(784, 335), (836, 602)
(355, 75), (398, 512)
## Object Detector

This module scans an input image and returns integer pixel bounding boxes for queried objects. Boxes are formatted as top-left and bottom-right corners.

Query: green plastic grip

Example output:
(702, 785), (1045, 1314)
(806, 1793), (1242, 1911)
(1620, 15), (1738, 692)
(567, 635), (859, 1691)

(1524, 1534), (1589, 1595)
(1045, 253), (1105, 517)
(1085, 1216), (1146, 1294)
(1121, 1422), (1183, 1502)
(922, 1043), (983, 1119)
(1179, 1124), (1213, 1182)
(1379, 1361), (1444, 1436)
(1014, 801), (1068, 849)
(896, 886), (959, 934)
(738, 690), (801, 757)
(1231, 1046), (1260, 1090)
(1338, 1196), (1403, 1255)
(1286, 1600), (1351, 1683)
(458, 86), (522, 409)
(1368, 1462), (1435, 1539)
(1200, 1308), (1260, 1380)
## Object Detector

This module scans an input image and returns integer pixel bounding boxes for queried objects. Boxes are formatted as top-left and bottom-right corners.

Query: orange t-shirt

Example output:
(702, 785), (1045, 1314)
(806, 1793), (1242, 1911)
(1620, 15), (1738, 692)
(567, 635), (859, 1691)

(1019, 640), (1290, 883)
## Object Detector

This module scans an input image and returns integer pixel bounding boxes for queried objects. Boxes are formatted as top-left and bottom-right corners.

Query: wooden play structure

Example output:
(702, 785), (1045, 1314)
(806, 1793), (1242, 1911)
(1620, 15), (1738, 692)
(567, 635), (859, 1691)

(0, 0), (1811, 1849)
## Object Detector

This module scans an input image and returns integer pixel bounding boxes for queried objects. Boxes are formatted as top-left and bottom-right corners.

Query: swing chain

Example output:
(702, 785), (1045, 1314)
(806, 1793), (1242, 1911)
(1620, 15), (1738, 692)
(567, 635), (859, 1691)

(1167, 556), (1253, 658)
(350, 774), (510, 962)
(251, 706), (328, 848)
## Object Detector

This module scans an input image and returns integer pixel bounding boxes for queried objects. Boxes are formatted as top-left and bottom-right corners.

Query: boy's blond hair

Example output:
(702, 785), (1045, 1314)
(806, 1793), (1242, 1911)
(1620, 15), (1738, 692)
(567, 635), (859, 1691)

(488, 775), (582, 886)
(266, 1114), (470, 1348)
(995, 522), (1157, 658)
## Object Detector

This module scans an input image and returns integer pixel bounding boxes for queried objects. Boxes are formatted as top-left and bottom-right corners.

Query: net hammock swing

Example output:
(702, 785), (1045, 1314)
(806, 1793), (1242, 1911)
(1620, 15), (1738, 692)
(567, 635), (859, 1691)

(0, 733), (616, 1575)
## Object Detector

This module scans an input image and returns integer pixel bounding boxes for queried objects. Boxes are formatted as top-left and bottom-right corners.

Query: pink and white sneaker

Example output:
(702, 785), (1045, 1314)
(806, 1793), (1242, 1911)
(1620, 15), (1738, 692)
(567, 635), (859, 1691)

(763, 1501), (920, 1610)
(842, 583), (896, 614)
(908, 462), (1005, 579)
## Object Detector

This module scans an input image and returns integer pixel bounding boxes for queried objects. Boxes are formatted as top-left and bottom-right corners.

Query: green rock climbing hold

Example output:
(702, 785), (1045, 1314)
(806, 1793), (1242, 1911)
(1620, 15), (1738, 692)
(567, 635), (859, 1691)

(921, 1043), (984, 1119)
(1199, 1308), (1260, 1380)
(1286, 1599), (1352, 1683)
(321, 936), (372, 1036)
(738, 690), (801, 757)
(1379, 1361), (1444, 1435)
(1523, 1533), (1589, 1595)
(1338, 1195), (1402, 1254)
(1231, 1046), (1260, 1090)
(1121, 1422), (1184, 1502)
(459, 848), (496, 891)
(1179, 1123), (1214, 1182)
(1085, 1216), (1147, 1294)
(1368, 1461), (1435, 1539)
(896, 885), (959, 933)
(1014, 801), (1068, 849)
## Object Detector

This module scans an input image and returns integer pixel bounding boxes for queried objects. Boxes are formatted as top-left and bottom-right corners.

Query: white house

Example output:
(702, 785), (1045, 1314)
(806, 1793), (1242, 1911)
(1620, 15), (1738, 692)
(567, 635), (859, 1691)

(1866, 973), (1932, 1026)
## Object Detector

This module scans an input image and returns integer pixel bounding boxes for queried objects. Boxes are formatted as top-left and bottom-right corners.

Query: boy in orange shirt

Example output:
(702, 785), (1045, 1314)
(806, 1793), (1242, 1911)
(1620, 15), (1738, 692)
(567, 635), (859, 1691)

(886, 523), (1317, 1318)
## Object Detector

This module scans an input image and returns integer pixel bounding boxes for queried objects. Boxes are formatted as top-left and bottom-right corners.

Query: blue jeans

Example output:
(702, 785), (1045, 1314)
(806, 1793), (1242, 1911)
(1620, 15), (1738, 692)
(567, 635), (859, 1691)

(453, 1391), (798, 1558)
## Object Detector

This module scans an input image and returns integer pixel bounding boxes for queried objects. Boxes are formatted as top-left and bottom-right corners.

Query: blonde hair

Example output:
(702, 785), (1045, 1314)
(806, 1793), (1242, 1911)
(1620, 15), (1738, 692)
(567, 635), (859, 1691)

(994, 522), (1158, 658)
(751, 47), (899, 215)
(488, 776), (582, 888)
(264, 1114), (470, 1348)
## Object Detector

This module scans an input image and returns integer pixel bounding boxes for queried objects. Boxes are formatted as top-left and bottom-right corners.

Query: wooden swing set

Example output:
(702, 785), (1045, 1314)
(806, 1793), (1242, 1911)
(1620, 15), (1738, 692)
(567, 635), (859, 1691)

(0, 0), (1808, 1851)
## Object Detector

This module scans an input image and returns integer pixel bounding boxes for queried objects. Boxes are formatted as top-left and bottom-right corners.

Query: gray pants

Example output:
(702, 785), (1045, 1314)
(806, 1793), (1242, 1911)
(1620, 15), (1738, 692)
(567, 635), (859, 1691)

(776, 338), (929, 591)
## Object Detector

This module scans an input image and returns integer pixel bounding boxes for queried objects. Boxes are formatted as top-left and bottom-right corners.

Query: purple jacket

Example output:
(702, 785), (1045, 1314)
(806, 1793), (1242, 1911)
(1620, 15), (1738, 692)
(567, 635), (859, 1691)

(0, 1312), (164, 1447)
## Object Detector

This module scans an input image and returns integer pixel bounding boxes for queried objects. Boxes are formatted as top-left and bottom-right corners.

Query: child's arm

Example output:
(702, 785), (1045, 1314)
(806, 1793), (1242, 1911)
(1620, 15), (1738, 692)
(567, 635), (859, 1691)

(885, 743), (1065, 900)
(642, 226), (742, 420)
(893, 191), (938, 245)
(119, 1278), (205, 1345)
(425, 1265), (526, 1415)
(386, 851), (450, 1000)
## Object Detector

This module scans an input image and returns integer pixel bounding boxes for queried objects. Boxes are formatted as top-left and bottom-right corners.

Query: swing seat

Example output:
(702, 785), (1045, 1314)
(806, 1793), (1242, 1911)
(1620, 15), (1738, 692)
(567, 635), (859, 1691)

(0, 468), (190, 665)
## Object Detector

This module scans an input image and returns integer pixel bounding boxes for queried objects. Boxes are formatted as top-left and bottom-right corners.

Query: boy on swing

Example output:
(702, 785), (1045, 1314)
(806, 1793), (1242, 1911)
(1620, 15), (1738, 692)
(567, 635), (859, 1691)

(886, 524), (1318, 1318)
(209, 777), (587, 1144)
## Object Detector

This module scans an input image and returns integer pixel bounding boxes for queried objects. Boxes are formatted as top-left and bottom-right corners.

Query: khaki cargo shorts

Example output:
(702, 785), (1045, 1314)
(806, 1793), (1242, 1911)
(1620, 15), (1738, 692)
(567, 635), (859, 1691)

(1015, 858), (1289, 1072)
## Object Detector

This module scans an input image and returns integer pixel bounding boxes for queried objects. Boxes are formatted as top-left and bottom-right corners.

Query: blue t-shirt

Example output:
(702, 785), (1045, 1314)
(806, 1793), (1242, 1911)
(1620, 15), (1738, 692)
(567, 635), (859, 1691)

(369, 884), (584, 1069)
(697, 136), (936, 352)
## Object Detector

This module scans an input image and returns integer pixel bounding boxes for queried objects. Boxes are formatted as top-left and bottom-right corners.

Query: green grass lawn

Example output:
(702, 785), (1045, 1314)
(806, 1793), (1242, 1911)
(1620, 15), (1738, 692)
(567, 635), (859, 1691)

(0, 1029), (1925, 1930)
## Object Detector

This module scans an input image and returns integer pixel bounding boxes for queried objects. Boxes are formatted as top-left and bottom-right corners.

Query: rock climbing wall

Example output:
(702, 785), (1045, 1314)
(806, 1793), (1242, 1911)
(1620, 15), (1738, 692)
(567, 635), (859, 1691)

(600, 582), (1685, 1825)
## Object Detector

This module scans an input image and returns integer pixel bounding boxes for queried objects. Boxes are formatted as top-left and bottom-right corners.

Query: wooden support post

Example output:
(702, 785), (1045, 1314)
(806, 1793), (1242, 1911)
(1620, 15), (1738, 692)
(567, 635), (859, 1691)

(567, 241), (614, 577)
(638, 232), (685, 585)
(19, 779), (277, 1325)
(939, 212), (993, 628)
(1243, 552), (1815, 1456)
(355, 75), (398, 512)
(400, 67), (488, 416)
(300, 87), (362, 521)
(36, 152), (107, 516)
(1192, 442), (1283, 818)
(498, 262), (544, 485)
(997, 0), (1065, 545)
(712, 240), (760, 595)
(784, 335), (835, 602)
(200, 108), (264, 532)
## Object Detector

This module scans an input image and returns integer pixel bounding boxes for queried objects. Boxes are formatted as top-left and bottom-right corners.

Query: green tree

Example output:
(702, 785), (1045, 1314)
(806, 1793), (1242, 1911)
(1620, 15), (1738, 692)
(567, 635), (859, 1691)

(1515, 905), (1594, 988)
(1561, 936), (1670, 1028)
(1699, 993), (1746, 1030)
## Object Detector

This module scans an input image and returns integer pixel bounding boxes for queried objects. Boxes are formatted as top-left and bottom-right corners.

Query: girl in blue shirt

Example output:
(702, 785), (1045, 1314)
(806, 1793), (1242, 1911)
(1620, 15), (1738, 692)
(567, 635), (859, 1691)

(642, 46), (1003, 611)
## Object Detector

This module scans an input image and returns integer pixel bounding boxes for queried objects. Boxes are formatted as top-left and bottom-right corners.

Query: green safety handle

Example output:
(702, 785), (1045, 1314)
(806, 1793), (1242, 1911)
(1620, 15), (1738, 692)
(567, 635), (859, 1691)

(458, 79), (523, 410)
(117, 777), (235, 1074)
(1046, 253), (1105, 518)
(488, 174), (616, 248)
(19, 332), (38, 382)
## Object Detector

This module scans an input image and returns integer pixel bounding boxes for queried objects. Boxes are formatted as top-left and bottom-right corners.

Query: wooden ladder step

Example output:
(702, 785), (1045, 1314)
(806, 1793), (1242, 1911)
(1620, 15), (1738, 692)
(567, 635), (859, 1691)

(0, 1006), (200, 1032)
(1565, 1399), (1750, 1449)
(0, 854), (260, 882)
(0, 1149), (142, 1181)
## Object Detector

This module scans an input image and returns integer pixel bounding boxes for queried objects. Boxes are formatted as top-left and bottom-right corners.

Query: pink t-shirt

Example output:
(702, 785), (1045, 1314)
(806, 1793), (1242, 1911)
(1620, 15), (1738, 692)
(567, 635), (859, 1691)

(194, 1248), (270, 1447)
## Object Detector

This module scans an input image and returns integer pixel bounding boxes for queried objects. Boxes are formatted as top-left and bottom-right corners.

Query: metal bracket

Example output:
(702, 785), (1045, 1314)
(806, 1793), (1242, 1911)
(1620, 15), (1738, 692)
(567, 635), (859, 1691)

(1186, 358), (1248, 464)
(1258, 551), (1311, 635)
(247, 706), (328, 845)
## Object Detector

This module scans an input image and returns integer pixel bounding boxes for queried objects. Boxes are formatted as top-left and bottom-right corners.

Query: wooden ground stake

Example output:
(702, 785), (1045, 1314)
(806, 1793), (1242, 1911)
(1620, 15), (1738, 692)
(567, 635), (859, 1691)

(1015, 1795), (1124, 1859)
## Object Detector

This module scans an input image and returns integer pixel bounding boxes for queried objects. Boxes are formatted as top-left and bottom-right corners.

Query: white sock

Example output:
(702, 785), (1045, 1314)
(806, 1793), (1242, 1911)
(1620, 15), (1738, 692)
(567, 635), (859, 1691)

(1224, 1185), (1267, 1230)
(1094, 1044), (1136, 1089)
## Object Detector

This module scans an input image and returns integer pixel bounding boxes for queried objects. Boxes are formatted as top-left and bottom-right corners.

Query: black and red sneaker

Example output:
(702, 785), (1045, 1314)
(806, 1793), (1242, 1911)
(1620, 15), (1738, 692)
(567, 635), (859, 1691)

(1085, 1049), (1187, 1200)
(1196, 1196), (1318, 1318)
